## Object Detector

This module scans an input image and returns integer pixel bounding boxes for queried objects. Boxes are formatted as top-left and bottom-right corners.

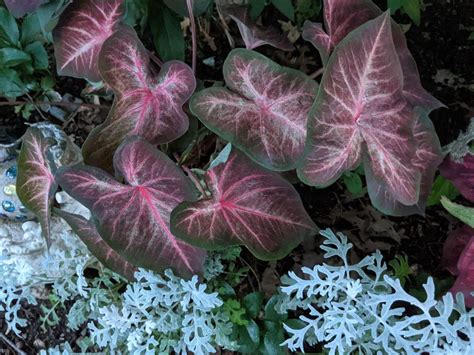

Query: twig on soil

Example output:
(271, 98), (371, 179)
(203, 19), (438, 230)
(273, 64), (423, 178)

(239, 256), (261, 292)
(0, 333), (26, 355)
(148, 50), (163, 68)
(0, 100), (109, 110)
(186, 0), (197, 75)
(309, 67), (324, 79)
(215, 4), (235, 48)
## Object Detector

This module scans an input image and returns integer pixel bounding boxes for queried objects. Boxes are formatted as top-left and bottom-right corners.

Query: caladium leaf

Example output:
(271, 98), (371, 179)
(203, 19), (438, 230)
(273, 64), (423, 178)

(299, 13), (421, 206)
(452, 238), (474, 308)
(5, 0), (46, 18)
(303, 0), (443, 112)
(190, 49), (317, 171)
(54, 208), (137, 281)
(82, 26), (196, 173)
(17, 127), (57, 244)
(442, 226), (474, 276)
(57, 136), (206, 278)
(171, 150), (316, 260)
(301, 0), (380, 65)
(439, 154), (474, 202)
(364, 110), (443, 216)
(224, 5), (294, 51)
(52, 0), (125, 82)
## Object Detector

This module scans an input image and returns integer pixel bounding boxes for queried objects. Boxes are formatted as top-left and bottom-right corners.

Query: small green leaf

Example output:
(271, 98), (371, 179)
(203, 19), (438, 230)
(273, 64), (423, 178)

(209, 143), (232, 169)
(0, 68), (26, 99)
(237, 319), (260, 352)
(149, 0), (185, 62)
(427, 175), (459, 206)
(262, 322), (285, 355)
(250, 0), (267, 19)
(388, 255), (411, 287)
(402, 0), (421, 26)
(0, 48), (31, 67)
(40, 76), (55, 91)
(242, 292), (263, 319)
(24, 41), (48, 69)
(343, 171), (363, 194)
(264, 295), (287, 322)
(387, 0), (402, 13)
(224, 299), (248, 325)
(271, 0), (295, 20)
(0, 7), (19, 45)
(21, 14), (42, 44)
(440, 196), (474, 228)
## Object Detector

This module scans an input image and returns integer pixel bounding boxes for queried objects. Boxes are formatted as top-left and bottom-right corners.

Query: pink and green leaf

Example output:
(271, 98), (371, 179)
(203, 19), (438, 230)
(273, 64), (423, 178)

(171, 150), (316, 260)
(57, 136), (206, 278)
(442, 226), (473, 276)
(364, 109), (443, 216)
(302, 0), (443, 112)
(82, 26), (196, 173)
(439, 154), (474, 202)
(52, 0), (125, 82)
(54, 208), (137, 281)
(299, 12), (421, 206)
(190, 49), (317, 171)
(225, 5), (294, 51)
(17, 127), (57, 245)
(5, 0), (46, 17)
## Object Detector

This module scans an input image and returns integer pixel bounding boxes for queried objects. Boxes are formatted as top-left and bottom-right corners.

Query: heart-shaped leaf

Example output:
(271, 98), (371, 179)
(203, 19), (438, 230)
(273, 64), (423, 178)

(442, 226), (473, 276)
(171, 150), (316, 260)
(52, 0), (125, 82)
(302, 0), (443, 112)
(190, 49), (317, 171)
(298, 13), (421, 206)
(439, 154), (474, 202)
(224, 5), (294, 51)
(57, 136), (206, 278)
(17, 127), (57, 244)
(54, 208), (137, 281)
(364, 109), (443, 216)
(82, 25), (196, 173)
(5, 0), (46, 18)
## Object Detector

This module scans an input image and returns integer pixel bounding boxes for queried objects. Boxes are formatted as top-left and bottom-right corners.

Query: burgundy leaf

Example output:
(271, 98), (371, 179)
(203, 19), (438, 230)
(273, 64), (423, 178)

(54, 208), (137, 281)
(451, 235), (474, 308)
(364, 109), (443, 216)
(5, 0), (46, 17)
(52, 0), (125, 82)
(225, 5), (294, 51)
(17, 127), (57, 244)
(442, 226), (474, 276)
(439, 154), (474, 202)
(303, 0), (443, 112)
(57, 136), (206, 278)
(299, 13), (421, 206)
(82, 26), (196, 173)
(171, 150), (316, 260)
(190, 49), (317, 171)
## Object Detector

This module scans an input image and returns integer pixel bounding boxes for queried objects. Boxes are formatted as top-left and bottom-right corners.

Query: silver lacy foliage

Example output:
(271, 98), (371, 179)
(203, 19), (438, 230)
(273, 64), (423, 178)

(444, 117), (474, 162)
(89, 268), (236, 354)
(279, 229), (474, 354)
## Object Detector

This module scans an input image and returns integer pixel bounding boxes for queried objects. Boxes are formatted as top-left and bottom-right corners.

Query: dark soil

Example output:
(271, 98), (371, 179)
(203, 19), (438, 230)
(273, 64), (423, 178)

(1, 0), (473, 353)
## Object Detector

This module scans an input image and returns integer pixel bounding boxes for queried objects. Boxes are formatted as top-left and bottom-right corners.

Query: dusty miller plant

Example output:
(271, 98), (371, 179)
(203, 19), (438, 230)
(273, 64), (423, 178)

(278, 229), (474, 354)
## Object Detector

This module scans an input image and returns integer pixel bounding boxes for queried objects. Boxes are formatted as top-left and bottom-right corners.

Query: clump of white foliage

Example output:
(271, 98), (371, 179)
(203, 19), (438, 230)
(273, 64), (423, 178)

(278, 229), (474, 354)
(89, 268), (236, 354)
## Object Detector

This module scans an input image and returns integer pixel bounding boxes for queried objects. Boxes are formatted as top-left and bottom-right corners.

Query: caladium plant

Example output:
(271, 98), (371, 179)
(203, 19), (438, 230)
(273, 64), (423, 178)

(5, 0), (46, 17)
(54, 208), (137, 281)
(190, 48), (317, 171)
(82, 25), (196, 173)
(302, 0), (443, 112)
(439, 154), (474, 202)
(171, 149), (316, 260)
(16, 127), (57, 244)
(298, 12), (443, 216)
(57, 136), (206, 278)
(53, 0), (125, 82)
(442, 226), (474, 308)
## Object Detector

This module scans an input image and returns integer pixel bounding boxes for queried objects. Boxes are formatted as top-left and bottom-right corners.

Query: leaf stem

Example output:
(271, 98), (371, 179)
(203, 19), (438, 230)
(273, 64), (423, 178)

(0, 333), (26, 355)
(309, 67), (324, 79)
(174, 152), (207, 197)
(186, 0), (197, 75)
